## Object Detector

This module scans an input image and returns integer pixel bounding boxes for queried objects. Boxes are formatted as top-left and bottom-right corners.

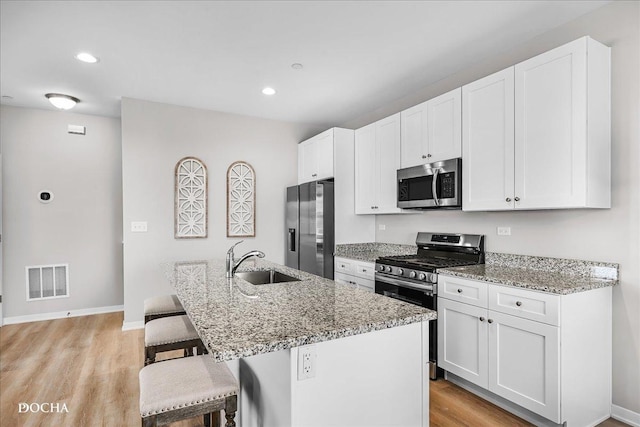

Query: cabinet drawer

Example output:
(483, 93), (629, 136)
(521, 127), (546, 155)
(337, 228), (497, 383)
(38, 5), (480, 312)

(354, 261), (375, 280)
(334, 257), (355, 275)
(489, 285), (559, 326)
(357, 277), (375, 292)
(334, 271), (358, 288)
(438, 275), (488, 307)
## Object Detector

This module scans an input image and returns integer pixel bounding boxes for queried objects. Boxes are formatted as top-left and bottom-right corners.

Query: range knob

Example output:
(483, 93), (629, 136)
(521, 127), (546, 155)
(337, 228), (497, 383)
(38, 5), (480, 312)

(429, 273), (437, 283)
(386, 266), (392, 273)
(409, 271), (417, 279)
(378, 265), (385, 271)
(418, 273), (426, 281)
(397, 268), (404, 275)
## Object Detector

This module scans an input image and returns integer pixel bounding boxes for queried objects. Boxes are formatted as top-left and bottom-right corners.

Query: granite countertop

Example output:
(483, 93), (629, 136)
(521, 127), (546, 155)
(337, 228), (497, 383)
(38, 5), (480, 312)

(164, 258), (436, 362)
(439, 253), (618, 295)
(334, 242), (416, 263)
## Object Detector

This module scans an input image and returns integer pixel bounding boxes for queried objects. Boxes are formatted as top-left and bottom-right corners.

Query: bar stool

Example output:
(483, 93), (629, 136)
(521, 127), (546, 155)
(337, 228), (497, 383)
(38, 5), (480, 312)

(139, 355), (238, 427)
(144, 315), (206, 365)
(144, 295), (186, 323)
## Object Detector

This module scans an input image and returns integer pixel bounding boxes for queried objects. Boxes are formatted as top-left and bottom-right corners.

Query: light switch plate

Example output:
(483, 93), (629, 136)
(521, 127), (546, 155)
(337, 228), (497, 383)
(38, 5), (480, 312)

(497, 227), (511, 236)
(131, 221), (148, 232)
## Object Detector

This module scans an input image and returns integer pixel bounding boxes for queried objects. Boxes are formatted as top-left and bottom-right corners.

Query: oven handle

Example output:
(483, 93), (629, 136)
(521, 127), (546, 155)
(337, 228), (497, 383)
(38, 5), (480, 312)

(375, 273), (435, 294)
(383, 291), (422, 305)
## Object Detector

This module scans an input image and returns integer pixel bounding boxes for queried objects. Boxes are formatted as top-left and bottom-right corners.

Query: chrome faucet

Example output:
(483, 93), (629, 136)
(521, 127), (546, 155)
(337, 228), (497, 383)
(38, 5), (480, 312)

(226, 240), (265, 277)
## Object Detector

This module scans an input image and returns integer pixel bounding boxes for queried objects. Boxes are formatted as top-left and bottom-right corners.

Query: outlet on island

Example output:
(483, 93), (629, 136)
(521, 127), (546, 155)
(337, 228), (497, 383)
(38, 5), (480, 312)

(297, 344), (316, 380)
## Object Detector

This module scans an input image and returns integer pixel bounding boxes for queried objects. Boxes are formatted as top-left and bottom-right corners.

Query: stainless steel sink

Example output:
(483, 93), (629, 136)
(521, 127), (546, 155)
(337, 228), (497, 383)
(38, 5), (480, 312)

(235, 269), (300, 285)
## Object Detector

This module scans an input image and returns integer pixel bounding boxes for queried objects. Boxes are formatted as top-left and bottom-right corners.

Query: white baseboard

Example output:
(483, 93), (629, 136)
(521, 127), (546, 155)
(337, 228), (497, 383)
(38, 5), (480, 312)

(3, 305), (124, 325)
(122, 320), (144, 331)
(612, 404), (640, 427)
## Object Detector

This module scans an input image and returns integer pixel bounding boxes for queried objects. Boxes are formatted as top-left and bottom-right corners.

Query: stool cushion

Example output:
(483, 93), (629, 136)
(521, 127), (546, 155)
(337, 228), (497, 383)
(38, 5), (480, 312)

(139, 355), (238, 417)
(145, 315), (200, 346)
(144, 295), (184, 316)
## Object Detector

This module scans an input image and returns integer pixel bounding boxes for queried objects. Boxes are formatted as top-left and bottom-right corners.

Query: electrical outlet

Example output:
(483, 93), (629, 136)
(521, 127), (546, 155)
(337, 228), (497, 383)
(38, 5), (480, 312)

(297, 345), (316, 380)
(131, 221), (148, 232)
(497, 227), (511, 236)
(378, 224), (386, 231)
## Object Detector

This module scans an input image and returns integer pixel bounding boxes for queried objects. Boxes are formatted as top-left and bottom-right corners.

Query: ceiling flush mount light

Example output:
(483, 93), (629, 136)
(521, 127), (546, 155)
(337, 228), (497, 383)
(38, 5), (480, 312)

(262, 87), (276, 96)
(75, 52), (99, 63)
(291, 63), (303, 70)
(45, 93), (80, 110)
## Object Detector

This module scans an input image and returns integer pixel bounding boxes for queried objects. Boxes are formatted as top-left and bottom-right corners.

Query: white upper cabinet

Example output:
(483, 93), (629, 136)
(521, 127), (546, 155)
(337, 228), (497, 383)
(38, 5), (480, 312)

(401, 88), (461, 168)
(298, 129), (335, 184)
(463, 36), (611, 211)
(355, 113), (403, 214)
(462, 68), (515, 211)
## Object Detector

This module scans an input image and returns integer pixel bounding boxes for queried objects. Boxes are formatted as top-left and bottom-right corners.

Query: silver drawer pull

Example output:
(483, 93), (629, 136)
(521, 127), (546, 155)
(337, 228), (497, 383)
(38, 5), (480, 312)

(516, 301), (522, 307)
(479, 317), (485, 322)
(457, 289), (463, 293)
(488, 319), (494, 324)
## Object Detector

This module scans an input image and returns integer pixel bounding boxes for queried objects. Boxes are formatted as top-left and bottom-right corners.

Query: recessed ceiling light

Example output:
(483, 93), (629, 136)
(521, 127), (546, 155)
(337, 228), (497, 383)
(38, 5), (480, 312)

(291, 63), (303, 70)
(262, 87), (276, 96)
(75, 52), (99, 63)
(45, 93), (80, 110)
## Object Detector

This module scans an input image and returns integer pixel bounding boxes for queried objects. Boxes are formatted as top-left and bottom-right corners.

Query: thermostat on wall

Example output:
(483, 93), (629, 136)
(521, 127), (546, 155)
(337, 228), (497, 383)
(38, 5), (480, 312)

(38, 190), (54, 203)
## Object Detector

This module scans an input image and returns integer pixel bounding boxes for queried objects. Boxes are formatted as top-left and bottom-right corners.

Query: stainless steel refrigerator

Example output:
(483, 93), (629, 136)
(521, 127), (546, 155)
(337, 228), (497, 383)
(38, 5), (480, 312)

(285, 180), (334, 279)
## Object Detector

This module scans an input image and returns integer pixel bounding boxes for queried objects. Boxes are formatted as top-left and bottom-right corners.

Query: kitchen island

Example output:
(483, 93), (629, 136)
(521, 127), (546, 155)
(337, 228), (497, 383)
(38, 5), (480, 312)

(164, 258), (436, 427)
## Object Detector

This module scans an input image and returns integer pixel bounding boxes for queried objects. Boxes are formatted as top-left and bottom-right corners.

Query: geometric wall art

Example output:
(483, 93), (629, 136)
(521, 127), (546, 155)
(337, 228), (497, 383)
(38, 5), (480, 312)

(227, 161), (255, 237)
(174, 157), (208, 239)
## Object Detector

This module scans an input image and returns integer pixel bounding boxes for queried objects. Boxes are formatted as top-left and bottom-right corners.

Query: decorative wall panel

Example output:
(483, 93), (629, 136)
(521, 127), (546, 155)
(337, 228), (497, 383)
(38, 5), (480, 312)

(175, 157), (208, 238)
(227, 161), (256, 237)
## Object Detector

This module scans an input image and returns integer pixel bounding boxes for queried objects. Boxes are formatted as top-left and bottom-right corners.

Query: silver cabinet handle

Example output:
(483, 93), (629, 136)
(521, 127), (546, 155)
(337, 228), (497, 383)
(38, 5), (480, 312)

(488, 319), (494, 324)
(516, 301), (522, 307)
(457, 288), (463, 293)
(427, 154), (432, 158)
(514, 197), (520, 202)
(479, 317), (485, 322)
(506, 197), (512, 202)
(422, 155), (427, 159)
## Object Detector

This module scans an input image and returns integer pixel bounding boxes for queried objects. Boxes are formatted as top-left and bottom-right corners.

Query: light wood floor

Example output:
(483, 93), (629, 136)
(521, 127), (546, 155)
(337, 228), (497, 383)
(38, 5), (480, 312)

(0, 312), (630, 427)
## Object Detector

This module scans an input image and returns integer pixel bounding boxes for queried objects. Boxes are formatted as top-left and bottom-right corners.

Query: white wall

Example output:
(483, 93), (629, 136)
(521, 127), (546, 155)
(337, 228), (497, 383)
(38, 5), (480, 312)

(121, 98), (321, 325)
(0, 106), (123, 319)
(342, 1), (640, 415)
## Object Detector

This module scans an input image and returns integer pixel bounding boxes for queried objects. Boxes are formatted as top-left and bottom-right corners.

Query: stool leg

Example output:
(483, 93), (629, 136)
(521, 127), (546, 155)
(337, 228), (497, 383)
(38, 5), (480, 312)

(144, 347), (156, 366)
(142, 415), (157, 427)
(203, 412), (211, 427)
(212, 411), (221, 427)
(224, 395), (237, 427)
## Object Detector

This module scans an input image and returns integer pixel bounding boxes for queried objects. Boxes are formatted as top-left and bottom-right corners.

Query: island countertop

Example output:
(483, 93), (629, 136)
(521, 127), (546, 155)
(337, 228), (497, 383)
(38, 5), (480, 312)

(163, 258), (436, 362)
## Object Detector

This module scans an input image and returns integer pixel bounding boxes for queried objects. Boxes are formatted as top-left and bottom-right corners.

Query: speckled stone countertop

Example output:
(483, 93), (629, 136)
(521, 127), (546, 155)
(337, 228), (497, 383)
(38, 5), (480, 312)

(335, 242), (416, 263)
(163, 258), (436, 362)
(439, 252), (618, 295)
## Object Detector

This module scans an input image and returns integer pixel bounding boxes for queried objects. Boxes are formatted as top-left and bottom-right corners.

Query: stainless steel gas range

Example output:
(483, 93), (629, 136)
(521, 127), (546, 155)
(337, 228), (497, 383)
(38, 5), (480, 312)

(375, 232), (485, 380)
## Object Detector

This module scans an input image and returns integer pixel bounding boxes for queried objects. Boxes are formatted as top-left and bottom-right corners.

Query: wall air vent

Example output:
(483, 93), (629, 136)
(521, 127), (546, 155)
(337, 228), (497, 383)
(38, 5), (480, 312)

(26, 264), (69, 301)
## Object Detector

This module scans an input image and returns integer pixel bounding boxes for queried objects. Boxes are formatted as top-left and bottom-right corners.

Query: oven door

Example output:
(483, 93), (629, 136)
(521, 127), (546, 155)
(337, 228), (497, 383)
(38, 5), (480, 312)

(397, 158), (461, 209)
(375, 273), (441, 380)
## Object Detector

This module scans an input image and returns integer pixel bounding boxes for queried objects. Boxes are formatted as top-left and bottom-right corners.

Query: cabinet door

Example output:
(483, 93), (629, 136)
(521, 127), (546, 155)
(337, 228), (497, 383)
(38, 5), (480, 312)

(298, 139), (318, 184)
(315, 129), (334, 181)
(354, 123), (377, 214)
(400, 101), (428, 168)
(488, 311), (560, 422)
(375, 113), (402, 213)
(515, 38), (587, 209)
(438, 298), (488, 388)
(427, 88), (462, 162)
(462, 68), (515, 211)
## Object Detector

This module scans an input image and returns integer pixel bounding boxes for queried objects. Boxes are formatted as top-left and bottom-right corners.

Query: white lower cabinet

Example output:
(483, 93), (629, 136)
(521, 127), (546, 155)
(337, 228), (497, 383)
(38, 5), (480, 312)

(438, 274), (611, 426)
(334, 257), (375, 292)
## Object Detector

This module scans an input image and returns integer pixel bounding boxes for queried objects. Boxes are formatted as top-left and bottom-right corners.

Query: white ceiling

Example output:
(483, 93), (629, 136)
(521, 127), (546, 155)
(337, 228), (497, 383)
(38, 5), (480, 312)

(0, 0), (610, 127)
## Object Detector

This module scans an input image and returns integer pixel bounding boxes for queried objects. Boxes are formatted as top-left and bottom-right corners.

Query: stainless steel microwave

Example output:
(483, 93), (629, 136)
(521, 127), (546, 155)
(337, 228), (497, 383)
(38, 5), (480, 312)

(397, 158), (462, 209)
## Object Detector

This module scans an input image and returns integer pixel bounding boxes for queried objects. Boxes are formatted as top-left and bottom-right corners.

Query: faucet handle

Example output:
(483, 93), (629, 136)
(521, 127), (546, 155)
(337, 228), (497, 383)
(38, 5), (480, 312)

(227, 240), (244, 255)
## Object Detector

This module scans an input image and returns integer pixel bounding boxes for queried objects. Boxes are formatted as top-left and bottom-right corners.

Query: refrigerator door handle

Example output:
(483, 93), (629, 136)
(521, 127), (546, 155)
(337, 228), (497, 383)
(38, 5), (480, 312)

(315, 182), (324, 273)
(288, 228), (296, 252)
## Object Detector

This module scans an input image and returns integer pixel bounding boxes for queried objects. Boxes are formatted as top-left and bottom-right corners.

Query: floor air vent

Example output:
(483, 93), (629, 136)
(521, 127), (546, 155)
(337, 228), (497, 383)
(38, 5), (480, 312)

(26, 264), (69, 300)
